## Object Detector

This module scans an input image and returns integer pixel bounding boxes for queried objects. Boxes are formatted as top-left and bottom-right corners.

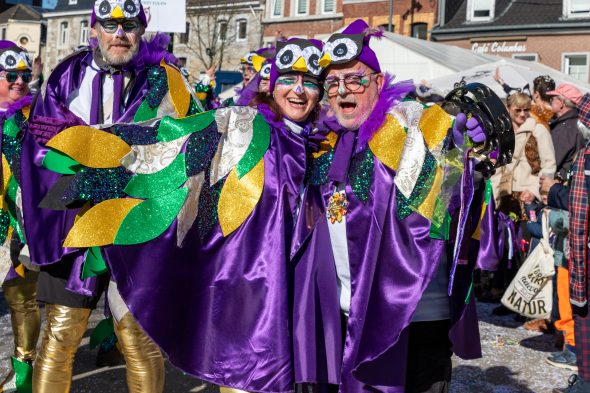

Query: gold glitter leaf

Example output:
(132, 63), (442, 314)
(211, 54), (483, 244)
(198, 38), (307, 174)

(312, 131), (338, 158)
(368, 114), (406, 171)
(218, 159), (264, 237)
(1, 155), (12, 211)
(419, 105), (452, 150)
(63, 198), (142, 247)
(417, 167), (443, 220)
(46, 126), (132, 169)
(161, 60), (190, 118)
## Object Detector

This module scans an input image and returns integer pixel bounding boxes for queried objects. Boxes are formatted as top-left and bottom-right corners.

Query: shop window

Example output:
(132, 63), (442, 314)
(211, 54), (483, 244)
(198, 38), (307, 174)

(80, 20), (89, 45)
(566, 0), (590, 18)
(271, 0), (283, 17)
(512, 53), (538, 62)
(467, 0), (495, 22)
(236, 19), (247, 41)
(562, 53), (589, 83)
(323, 0), (335, 13)
(411, 23), (427, 40)
(59, 21), (69, 48)
(178, 22), (190, 44)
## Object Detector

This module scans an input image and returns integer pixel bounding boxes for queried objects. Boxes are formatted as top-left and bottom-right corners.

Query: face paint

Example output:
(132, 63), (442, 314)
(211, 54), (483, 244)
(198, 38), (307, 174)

(293, 83), (304, 94)
(115, 26), (125, 37)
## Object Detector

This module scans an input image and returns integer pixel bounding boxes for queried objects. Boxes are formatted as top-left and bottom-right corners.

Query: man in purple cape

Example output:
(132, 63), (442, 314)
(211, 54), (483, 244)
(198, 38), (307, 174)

(291, 19), (501, 392)
(19, 0), (200, 391)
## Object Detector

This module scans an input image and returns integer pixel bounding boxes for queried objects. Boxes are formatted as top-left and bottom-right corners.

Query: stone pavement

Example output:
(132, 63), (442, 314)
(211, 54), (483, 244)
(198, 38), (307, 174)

(0, 293), (574, 392)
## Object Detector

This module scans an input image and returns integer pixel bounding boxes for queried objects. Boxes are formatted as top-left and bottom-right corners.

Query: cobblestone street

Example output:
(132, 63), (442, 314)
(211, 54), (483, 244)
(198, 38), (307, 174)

(0, 294), (573, 392)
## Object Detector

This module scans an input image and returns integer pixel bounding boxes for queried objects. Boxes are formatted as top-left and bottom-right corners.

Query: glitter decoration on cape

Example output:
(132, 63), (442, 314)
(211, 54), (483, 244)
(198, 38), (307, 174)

(396, 148), (437, 220)
(307, 149), (334, 186)
(0, 210), (10, 245)
(62, 167), (132, 205)
(185, 122), (221, 177)
(146, 65), (168, 109)
(112, 123), (159, 145)
(349, 147), (374, 203)
(196, 171), (223, 240)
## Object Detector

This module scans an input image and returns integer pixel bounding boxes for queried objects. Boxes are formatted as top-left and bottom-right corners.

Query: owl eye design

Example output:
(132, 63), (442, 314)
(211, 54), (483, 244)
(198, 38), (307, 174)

(0, 51), (19, 70)
(123, 0), (140, 18)
(301, 46), (322, 76)
(260, 63), (272, 79)
(96, 0), (111, 17)
(276, 44), (302, 70)
(326, 38), (359, 62)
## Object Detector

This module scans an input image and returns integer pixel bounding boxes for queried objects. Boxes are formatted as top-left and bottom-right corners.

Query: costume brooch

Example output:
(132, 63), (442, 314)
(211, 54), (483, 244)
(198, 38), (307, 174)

(327, 189), (349, 224)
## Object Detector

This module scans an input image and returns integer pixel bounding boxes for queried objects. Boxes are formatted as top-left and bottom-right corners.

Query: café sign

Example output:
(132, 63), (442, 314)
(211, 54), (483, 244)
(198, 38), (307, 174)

(472, 41), (527, 54)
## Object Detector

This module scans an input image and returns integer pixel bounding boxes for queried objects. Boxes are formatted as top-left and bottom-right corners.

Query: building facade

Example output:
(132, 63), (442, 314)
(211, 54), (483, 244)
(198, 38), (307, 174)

(343, 0), (437, 39)
(0, 4), (44, 60)
(431, 0), (590, 83)
(173, 0), (265, 76)
(42, 0), (93, 74)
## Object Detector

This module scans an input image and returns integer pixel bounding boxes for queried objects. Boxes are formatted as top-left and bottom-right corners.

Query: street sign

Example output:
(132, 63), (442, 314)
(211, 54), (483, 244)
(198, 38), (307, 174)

(143, 0), (187, 33)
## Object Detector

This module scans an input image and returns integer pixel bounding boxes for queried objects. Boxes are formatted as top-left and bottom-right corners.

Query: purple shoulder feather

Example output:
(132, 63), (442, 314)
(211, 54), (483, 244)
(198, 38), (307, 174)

(356, 73), (414, 151)
(1, 95), (33, 120)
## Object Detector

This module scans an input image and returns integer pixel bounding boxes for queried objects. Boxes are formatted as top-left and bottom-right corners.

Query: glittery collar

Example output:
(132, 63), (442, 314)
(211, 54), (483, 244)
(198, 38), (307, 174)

(356, 73), (414, 152)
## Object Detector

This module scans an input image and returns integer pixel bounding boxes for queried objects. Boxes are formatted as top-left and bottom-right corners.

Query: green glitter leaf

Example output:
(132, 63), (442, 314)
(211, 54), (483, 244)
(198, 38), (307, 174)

(349, 148), (374, 203)
(156, 111), (216, 142)
(133, 100), (159, 123)
(11, 355), (32, 393)
(89, 317), (114, 349)
(308, 150), (335, 186)
(236, 114), (270, 179)
(114, 187), (188, 245)
(124, 154), (188, 199)
(3, 117), (20, 138)
(6, 176), (19, 219)
(81, 247), (108, 279)
(42, 149), (83, 175)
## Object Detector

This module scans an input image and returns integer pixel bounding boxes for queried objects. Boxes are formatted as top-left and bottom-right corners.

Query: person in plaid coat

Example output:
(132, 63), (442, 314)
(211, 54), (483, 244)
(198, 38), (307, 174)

(542, 92), (590, 393)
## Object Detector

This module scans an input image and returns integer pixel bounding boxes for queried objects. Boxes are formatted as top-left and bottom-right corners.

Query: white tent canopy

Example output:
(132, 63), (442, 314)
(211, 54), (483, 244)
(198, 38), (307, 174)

(365, 31), (590, 97)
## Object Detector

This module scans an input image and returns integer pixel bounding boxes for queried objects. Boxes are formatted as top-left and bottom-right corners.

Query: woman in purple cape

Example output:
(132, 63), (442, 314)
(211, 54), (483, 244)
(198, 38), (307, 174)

(36, 38), (326, 393)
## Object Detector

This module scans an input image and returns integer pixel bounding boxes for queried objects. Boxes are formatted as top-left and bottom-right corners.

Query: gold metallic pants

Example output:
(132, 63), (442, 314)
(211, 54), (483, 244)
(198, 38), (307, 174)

(2, 272), (40, 362)
(220, 387), (252, 393)
(114, 312), (165, 393)
(32, 304), (91, 393)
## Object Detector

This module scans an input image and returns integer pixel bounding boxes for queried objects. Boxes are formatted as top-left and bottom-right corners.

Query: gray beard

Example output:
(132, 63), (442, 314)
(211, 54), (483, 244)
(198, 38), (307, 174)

(97, 39), (139, 66)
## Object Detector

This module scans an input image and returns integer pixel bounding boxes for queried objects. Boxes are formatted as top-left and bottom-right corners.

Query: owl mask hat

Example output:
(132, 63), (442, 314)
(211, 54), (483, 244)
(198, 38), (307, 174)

(91, 0), (147, 26)
(319, 19), (382, 73)
(0, 41), (32, 72)
(269, 38), (324, 91)
(251, 47), (276, 81)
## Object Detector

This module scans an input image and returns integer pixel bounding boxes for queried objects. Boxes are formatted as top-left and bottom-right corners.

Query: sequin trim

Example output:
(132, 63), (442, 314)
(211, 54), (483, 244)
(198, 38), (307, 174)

(349, 147), (374, 203)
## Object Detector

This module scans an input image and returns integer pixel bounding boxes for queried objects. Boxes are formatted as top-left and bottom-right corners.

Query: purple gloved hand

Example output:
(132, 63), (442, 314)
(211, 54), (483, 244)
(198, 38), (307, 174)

(451, 113), (486, 146)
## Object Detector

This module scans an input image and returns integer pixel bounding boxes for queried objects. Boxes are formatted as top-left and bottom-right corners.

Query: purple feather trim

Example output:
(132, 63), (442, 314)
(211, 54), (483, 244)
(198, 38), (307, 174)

(130, 33), (178, 68)
(235, 74), (260, 106)
(356, 73), (414, 152)
(364, 26), (385, 39)
(1, 95), (33, 120)
(257, 103), (289, 134)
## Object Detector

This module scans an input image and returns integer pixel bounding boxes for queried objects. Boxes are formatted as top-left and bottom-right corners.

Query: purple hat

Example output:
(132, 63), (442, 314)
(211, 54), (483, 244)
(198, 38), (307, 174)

(269, 38), (324, 92)
(319, 19), (382, 73)
(91, 0), (147, 26)
(0, 41), (32, 72)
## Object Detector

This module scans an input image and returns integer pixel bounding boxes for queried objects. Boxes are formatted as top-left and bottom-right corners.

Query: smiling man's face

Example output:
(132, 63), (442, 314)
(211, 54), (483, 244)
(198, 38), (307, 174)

(325, 60), (383, 131)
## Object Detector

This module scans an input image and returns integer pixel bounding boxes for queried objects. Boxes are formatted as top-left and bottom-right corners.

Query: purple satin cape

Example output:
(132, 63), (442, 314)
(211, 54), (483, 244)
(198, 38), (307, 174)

(292, 158), (445, 392)
(103, 121), (307, 392)
(21, 49), (152, 269)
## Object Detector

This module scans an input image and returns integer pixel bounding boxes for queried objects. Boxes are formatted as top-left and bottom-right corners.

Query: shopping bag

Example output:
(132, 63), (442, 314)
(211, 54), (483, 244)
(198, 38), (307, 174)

(501, 212), (554, 319)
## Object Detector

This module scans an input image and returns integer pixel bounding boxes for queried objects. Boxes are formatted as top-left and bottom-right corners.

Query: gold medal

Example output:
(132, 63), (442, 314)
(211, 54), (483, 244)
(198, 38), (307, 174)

(327, 189), (349, 224)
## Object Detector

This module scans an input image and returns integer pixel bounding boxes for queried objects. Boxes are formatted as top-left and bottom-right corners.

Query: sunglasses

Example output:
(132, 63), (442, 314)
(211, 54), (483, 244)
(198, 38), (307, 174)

(99, 19), (141, 34)
(0, 71), (32, 83)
